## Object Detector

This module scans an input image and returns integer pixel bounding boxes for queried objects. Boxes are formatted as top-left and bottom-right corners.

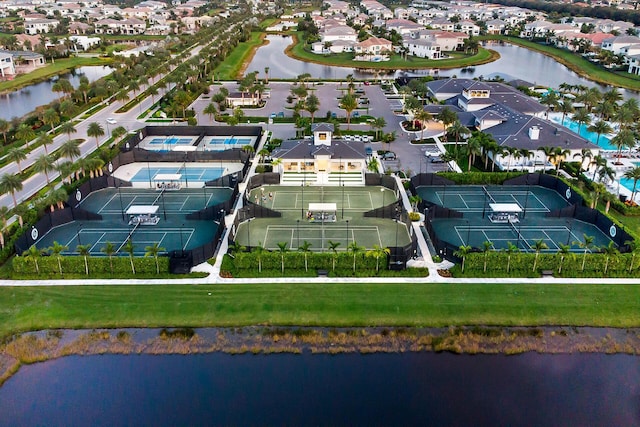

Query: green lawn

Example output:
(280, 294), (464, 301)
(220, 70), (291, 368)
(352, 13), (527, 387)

(0, 56), (112, 93)
(288, 32), (497, 70)
(1, 282), (639, 340)
(214, 32), (267, 80)
(481, 35), (640, 91)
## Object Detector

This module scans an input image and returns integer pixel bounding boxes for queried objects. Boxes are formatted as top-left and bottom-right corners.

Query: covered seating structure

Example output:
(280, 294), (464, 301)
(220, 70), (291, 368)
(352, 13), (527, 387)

(307, 203), (337, 222)
(126, 205), (160, 226)
(488, 203), (522, 223)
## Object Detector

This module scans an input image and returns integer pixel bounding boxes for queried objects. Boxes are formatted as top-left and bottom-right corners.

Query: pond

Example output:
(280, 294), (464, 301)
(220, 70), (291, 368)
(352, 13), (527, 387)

(247, 36), (639, 100)
(0, 65), (114, 121)
(0, 352), (638, 426)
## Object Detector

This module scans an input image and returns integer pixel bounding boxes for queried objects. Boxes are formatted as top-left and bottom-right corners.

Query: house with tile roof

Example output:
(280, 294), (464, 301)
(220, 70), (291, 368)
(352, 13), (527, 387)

(271, 123), (367, 185)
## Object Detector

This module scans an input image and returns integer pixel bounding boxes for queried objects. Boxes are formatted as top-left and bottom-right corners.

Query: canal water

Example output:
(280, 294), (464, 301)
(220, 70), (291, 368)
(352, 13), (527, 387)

(0, 65), (114, 121)
(0, 352), (638, 426)
(247, 36), (639, 100)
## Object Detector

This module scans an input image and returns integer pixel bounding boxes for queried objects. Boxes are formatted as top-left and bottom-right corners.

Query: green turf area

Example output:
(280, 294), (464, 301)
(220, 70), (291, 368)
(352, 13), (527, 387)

(0, 56), (112, 93)
(288, 32), (497, 70)
(1, 282), (639, 339)
(240, 185), (408, 250)
(214, 32), (266, 80)
(480, 35), (640, 91)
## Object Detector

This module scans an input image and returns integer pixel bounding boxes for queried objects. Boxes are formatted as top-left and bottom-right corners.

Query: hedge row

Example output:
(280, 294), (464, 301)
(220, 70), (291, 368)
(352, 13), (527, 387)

(461, 252), (640, 277)
(437, 171), (525, 185)
(232, 251), (386, 272)
(13, 255), (168, 276)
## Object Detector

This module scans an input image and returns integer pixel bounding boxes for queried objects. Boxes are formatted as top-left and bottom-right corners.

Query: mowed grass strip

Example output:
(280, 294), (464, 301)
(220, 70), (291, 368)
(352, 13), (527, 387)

(214, 32), (266, 80)
(1, 283), (639, 339)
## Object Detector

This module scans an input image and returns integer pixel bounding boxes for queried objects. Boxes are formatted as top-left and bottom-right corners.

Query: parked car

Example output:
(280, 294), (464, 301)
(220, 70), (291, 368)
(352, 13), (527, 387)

(276, 111), (285, 118)
(365, 146), (373, 156)
(382, 151), (397, 160)
(430, 156), (445, 163)
(106, 118), (117, 125)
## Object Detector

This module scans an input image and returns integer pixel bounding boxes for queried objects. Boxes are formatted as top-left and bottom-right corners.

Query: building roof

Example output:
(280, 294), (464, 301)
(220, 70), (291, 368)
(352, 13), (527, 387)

(312, 123), (334, 132)
(272, 139), (366, 160)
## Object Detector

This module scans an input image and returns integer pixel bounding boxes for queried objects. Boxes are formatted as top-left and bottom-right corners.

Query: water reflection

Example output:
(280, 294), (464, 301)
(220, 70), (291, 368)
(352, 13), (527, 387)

(247, 36), (639, 100)
(0, 65), (114, 120)
(0, 352), (638, 426)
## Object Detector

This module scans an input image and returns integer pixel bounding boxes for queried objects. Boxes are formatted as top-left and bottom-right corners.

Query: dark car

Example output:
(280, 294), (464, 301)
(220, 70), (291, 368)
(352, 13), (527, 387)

(365, 146), (373, 156)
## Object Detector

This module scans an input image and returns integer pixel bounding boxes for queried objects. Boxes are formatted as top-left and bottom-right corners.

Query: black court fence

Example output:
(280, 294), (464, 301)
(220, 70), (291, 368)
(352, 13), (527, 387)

(247, 173), (281, 189)
(364, 173), (403, 219)
(504, 173), (585, 206)
(14, 206), (101, 255)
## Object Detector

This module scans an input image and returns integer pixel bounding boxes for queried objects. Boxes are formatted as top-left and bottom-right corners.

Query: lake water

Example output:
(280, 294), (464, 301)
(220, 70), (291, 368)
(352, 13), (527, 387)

(247, 37), (640, 100)
(0, 65), (114, 121)
(1, 352), (638, 426)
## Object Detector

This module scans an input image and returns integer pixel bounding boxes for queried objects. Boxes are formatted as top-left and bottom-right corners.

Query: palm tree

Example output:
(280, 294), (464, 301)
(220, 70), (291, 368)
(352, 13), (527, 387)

(101, 241), (116, 273)
(414, 109), (432, 142)
(305, 94), (320, 124)
(611, 128), (636, 162)
(48, 241), (68, 276)
(625, 239), (639, 273)
(504, 242), (519, 273)
(328, 240), (341, 271)
(0, 173), (23, 208)
(0, 119), (9, 144)
(366, 244), (390, 272)
(463, 135), (482, 172)
(558, 99), (574, 126)
(572, 109), (591, 134)
(145, 242), (165, 274)
(6, 147), (27, 173)
(111, 126), (127, 144)
(203, 103), (217, 123)
(573, 148), (593, 173)
(58, 139), (81, 161)
(453, 244), (472, 273)
(553, 147), (571, 176)
(277, 242), (289, 274)
(587, 120), (612, 147)
(532, 239), (549, 272)
(556, 243), (571, 274)
(371, 117), (386, 141)
(574, 234), (595, 272)
(87, 122), (105, 149)
(252, 243), (266, 273)
(339, 93), (358, 130)
(624, 166), (640, 200)
(298, 240), (312, 272)
(25, 245), (42, 274)
(436, 107), (457, 141)
(36, 132), (53, 155)
(15, 123), (35, 148)
(448, 120), (469, 151)
(33, 154), (55, 184)
(59, 122), (77, 142)
(481, 240), (493, 273)
(348, 241), (364, 273)
(601, 241), (619, 275)
(0, 205), (9, 248)
(76, 244), (91, 275)
(589, 155), (607, 181)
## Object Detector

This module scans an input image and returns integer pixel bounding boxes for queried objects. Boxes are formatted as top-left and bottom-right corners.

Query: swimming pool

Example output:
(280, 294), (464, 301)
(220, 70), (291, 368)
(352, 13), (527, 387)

(131, 166), (224, 183)
(550, 117), (616, 151)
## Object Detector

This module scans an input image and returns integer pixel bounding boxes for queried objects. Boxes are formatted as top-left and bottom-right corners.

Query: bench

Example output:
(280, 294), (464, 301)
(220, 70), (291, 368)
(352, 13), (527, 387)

(317, 269), (328, 278)
(541, 270), (554, 277)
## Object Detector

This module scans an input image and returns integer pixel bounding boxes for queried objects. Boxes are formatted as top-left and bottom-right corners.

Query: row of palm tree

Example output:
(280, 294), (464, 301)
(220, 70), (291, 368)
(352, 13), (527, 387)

(230, 239), (391, 274)
(454, 234), (630, 275)
(23, 240), (165, 276)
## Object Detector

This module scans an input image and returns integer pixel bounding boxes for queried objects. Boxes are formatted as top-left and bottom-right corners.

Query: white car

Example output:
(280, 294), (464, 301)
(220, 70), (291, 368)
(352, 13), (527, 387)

(106, 118), (117, 125)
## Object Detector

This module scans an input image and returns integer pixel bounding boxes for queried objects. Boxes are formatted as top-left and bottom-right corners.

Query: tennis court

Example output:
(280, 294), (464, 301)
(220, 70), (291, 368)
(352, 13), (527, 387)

(34, 188), (232, 256)
(435, 217), (613, 253)
(130, 165), (225, 184)
(198, 135), (257, 152)
(248, 185), (396, 213)
(418, 184), (617, 253)
(138, 135), (199, 151)
(236, 185), (409, 251)
(417, 185), (569, 216)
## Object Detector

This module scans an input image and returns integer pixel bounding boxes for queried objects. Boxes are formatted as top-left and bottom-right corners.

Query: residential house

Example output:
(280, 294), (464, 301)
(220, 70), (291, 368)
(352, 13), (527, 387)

(385, 18), (423, 35)
(320, 25), (357, 43)
(457, 20), (480, 36)
(0, 52), (15, 78)
(94, 18), (146, 35)
(24, 18), (59, 35)
(354, 36), (392, 61)
(602, 35), (640, 54)
(405, 38), (441, 59)
(485, 19), (506, 35)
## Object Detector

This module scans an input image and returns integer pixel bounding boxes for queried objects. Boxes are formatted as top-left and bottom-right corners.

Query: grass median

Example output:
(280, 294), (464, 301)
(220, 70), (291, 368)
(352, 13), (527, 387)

(1, 282), (639, 340)
(0, 56), (112, 93)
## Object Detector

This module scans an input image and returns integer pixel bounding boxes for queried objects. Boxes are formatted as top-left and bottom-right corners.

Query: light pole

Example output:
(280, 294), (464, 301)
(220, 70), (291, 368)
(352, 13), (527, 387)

(381, 187), (385, 219)
(566, 219), (573, 246)
(341, 183), (345, 219)
(160, 188), (167, 220)
(301, 182), (305, 219)
(180, 223), (184, 255)
(346, 220), (349, 249)
(117, 183), (125, 221)
(247, 218), (251, 248)
(77, 224), (82, 246)
(105, 121), (111, 139)
(297, 219), (300, 249)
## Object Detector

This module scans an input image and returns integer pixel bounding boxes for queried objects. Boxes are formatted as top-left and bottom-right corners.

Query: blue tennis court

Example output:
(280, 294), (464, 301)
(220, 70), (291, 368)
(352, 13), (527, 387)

(207, 137), (252, 145)
(131, 166), (224, 183)
(148, 137), (195, 145)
